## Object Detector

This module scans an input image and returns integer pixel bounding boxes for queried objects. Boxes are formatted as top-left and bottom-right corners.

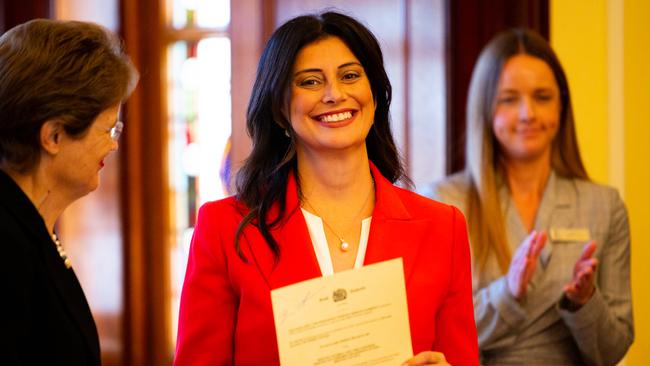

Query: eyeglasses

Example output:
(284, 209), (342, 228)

(110, 121), (124, 141)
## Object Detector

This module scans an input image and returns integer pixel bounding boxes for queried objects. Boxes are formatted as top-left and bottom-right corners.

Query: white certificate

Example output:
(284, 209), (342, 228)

(271, 258), (412, 365)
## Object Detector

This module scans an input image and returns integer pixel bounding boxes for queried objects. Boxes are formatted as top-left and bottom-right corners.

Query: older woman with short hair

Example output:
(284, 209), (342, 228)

(0, 19), (138, 365)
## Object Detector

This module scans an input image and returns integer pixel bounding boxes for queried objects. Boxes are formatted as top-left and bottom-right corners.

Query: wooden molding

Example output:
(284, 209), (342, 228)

(445, 0), (549, 174)
(120, 0), (171, 364)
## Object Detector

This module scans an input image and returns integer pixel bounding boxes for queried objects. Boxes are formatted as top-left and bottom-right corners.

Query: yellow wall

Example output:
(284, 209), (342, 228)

(551, 0), (609, 183)
(624, 0), (650, 360)
(552, 0), (650, 363)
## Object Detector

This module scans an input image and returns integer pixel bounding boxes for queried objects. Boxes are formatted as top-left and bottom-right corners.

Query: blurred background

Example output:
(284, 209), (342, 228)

(1, 0), (648, 365)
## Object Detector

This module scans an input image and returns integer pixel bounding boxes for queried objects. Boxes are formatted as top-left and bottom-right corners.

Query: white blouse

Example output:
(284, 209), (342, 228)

(301, 208), (372, 276)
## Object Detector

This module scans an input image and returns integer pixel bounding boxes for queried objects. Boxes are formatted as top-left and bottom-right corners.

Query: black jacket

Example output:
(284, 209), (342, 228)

(0, 170), (101, 365)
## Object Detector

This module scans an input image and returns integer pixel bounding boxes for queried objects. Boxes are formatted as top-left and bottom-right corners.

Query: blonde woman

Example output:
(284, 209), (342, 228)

(421, 29), (632, 365)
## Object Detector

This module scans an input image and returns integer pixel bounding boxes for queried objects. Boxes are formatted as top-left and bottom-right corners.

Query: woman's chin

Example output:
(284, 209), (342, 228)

(79, 177), (101, 197)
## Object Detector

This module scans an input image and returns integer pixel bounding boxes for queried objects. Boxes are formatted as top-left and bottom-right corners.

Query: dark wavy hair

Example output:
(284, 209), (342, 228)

(0, 19), (138, 173)
(235, 11), (407, 259)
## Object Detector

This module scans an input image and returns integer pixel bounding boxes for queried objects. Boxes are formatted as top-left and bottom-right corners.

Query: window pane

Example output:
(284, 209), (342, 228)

(172, 0), (230, 29)
(168, 36), (232, 343)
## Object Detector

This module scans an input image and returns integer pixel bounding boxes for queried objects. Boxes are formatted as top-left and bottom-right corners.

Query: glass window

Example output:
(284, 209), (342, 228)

(167, 0), (231, 344)
(172, 0), (230, 29)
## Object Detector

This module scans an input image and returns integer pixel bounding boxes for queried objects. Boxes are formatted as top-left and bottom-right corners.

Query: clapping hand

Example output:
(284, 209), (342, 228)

(563, 240), (598, 309)
(402, 351), (450, 366)
(507, 230), (547, 300)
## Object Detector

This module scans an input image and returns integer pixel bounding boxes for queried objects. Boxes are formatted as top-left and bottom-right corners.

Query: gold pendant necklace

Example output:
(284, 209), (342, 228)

(51, 233), (72, 269)
(313, 211), (352, 252)
(302, 184), (374, 253)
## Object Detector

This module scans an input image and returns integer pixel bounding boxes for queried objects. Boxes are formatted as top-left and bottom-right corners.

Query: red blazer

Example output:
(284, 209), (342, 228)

(174, 164), (478, 365)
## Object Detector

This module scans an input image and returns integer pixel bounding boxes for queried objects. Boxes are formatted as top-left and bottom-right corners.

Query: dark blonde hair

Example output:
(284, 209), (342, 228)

(465, 28), (588, 274)
(0, 19), (139, 172)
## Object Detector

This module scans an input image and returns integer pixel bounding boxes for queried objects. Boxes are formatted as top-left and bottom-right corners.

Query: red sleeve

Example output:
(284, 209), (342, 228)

(174, 204), (237, 366)
(435, 206), (479, 366)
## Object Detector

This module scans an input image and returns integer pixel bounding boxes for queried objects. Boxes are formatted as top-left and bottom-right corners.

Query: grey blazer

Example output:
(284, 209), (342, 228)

(420, 171), (633, 366)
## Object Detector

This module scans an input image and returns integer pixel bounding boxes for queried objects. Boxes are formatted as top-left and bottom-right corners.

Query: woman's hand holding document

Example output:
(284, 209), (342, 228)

(271, 258), (413, 365)
(401, 351), (450, 366)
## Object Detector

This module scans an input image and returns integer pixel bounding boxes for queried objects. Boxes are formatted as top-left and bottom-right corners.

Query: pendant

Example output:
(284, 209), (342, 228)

(340, 241), (350, 252)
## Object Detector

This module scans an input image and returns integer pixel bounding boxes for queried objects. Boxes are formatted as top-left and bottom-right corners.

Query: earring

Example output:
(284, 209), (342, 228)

(284, 129), (290, 138)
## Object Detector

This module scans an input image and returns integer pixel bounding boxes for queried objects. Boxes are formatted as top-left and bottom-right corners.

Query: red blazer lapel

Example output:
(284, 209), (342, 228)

(364, 163), (422, 285)
(243, 164), (425, 290)
(244, 170), (321, 290)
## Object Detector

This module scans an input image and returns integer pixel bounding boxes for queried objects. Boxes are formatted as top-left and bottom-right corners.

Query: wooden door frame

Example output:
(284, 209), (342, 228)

(120, 0), (170, 365)
(445, 0), (549, 173)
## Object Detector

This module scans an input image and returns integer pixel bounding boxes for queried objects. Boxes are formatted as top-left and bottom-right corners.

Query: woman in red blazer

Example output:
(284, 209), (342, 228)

(174, 11), (478, 366)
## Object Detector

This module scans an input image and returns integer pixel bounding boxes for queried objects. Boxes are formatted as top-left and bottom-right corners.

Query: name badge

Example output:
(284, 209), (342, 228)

(550, 228), (590, 242)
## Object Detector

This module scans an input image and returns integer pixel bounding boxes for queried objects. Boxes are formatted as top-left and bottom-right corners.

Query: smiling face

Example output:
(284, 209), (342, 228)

(288, 36), (375, 157)
(51, 104), (121, 198)
(492, 54), (561, 164)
